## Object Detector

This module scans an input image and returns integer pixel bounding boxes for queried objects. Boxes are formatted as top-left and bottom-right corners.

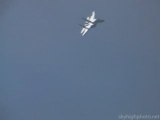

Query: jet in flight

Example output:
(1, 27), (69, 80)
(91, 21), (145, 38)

(80, 11), (104, 36)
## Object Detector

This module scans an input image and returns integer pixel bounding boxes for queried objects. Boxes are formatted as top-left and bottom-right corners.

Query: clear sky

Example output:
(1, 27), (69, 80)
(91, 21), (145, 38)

(1, 0), (160, 120)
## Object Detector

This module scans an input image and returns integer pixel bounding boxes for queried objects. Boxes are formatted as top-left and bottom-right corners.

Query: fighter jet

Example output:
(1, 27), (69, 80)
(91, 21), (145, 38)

(80, 11), (104, 36)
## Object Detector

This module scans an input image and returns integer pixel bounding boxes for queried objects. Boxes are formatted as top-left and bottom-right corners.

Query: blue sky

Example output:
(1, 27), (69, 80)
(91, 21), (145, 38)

(1, 0), (160, 120)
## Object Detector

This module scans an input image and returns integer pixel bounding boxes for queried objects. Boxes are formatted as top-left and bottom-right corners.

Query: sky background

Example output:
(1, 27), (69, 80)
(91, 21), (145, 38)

(0, 0), (160, 120)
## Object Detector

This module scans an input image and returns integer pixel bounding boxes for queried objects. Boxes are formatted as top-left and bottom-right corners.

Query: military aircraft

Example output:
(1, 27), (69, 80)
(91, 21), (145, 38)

(80, 11), (104, 36)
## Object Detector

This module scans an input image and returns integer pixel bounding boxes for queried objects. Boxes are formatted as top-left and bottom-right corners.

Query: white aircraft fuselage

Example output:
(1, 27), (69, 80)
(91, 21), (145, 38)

(80, 11), (97, 36)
